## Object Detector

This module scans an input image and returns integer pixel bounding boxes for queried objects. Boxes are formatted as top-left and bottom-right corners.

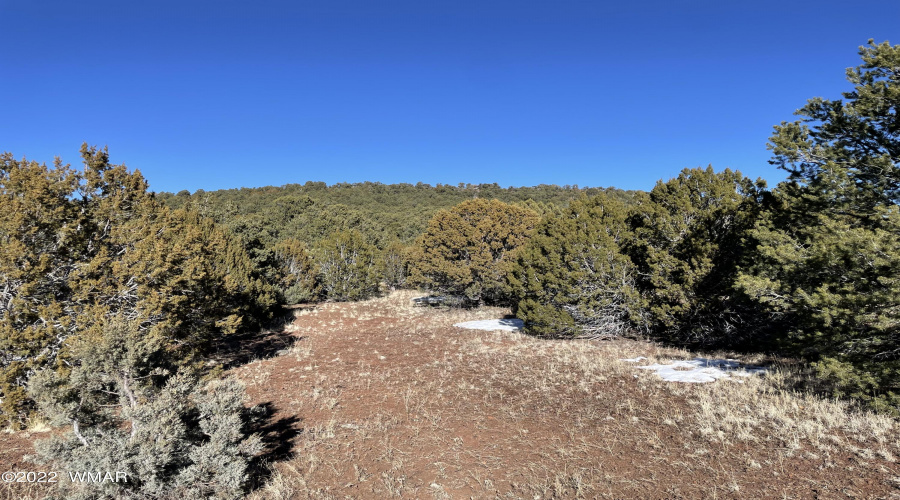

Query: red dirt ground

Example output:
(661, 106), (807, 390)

(235, 293), (900, 499)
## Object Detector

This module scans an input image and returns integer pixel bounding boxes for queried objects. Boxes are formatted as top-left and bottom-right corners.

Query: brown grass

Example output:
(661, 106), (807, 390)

(237, 290), (900, 499)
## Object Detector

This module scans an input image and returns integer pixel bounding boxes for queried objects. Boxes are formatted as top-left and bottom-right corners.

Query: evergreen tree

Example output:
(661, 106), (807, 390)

(28, 318), (261, 499)
(409, 199), (539, 305)
(315, 230), (382, 301)
(68, 145), (276, 357)
(628, 166), (765, 345)
(382, 240), (411, 290)
(766, 40), (900, 214)
(509, 195), (643, 337)
(736, 40), (900, 411)
(274, 238), (319, 304)
(0, 154), (81, 421)
(0, 145), (276, 424)
(158, 180), (638, 252)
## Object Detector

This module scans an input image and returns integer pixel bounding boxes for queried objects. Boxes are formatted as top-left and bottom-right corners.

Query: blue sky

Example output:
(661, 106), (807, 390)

(2, 0), (898, 193)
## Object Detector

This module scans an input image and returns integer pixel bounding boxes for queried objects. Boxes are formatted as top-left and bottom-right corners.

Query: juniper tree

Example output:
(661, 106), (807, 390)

(315, 230), (382, 301)
(0, 154), (81, 421)
(628, 166), (765, 345)
(68, 145), (276, 356)
(274, 238), (319, 303)
(509, 195), (643, 338)
(409, 199), (540, 305)
(28, 319), (262, 500)
(382, 240), (411, 290)
(0, 145), (276, 424)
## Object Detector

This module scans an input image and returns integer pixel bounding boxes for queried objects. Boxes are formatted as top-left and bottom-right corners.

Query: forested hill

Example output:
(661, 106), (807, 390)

(156, 181), (638, 246)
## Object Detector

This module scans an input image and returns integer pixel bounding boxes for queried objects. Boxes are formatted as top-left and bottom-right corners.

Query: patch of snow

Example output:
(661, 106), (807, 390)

(620, 356), (647, 363)
(453, 319), (524, 332)
(631, 358), (767, 383)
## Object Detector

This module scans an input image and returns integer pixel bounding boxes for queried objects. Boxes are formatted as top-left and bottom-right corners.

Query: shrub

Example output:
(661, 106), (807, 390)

(315, 230), (382, 301)
(274, 238), (319, 304)
(28, 319), (262, 499)
(627, 166), (765, 346)
(509, 195), (643, 337)
(382, 240), (411, 290)
(0, 146), (276, 424)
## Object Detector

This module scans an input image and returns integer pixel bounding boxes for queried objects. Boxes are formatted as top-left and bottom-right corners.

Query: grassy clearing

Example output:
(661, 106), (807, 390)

(239, 291), (900, 499)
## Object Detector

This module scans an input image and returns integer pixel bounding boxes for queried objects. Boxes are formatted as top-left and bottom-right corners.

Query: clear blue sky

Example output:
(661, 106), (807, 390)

(2, 0), (898, 193)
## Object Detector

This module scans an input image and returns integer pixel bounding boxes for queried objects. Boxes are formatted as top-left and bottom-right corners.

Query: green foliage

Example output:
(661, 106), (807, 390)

(382, 240), (411, 290)
(767, 40), (900, 214)
(315, 230), (382, 302)
(0, 145), (275, 424)
(274, 238), (319, 304)
(513, 198), (563, 218)
(510, 168), (764, 343)
(628, 166), (765, 345)
(28, 319), (261, 499)
(159, 182), (636, 249)
(155, 181), (637, 303)
(737, 182), (900, 411)
(0, 153), (80, 421)
(811, 357), (900, 414)
(738, 205), (900, 352)
(737, 40), (900, 411)
(410, 199), (540, 305)
(509, 195), (643, 337)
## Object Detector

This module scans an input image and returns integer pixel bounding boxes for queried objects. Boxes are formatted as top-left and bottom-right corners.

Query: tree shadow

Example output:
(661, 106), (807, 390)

(212, 306), (317, 370)
(244, 401), (303, 491)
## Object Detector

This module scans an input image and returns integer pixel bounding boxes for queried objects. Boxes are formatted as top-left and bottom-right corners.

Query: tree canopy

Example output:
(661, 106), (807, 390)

(409, 199), (540, 305)
(509, 194), (642, 338)
(629, 166), (766, 345)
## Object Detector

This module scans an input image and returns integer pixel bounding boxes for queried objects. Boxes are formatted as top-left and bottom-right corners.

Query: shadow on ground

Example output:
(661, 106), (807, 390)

(212, 307), (314, 369)
(245, 401), (303, 491)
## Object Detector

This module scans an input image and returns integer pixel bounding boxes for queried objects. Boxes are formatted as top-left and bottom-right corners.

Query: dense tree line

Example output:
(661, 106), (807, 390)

(157, 180), (633, 251)
(155, 179), (634, 303)
(158, 182), (633, 246)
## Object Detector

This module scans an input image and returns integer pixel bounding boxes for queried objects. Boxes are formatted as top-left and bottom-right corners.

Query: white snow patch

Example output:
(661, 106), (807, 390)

(453, 319), (524, 332)
(621, 357), (647, 363)
(627, 358), (767, 383)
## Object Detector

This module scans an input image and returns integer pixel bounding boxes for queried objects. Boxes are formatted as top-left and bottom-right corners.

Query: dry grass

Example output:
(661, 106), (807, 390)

(236, 290), (900, 499)
(0, 482), (45, 500)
